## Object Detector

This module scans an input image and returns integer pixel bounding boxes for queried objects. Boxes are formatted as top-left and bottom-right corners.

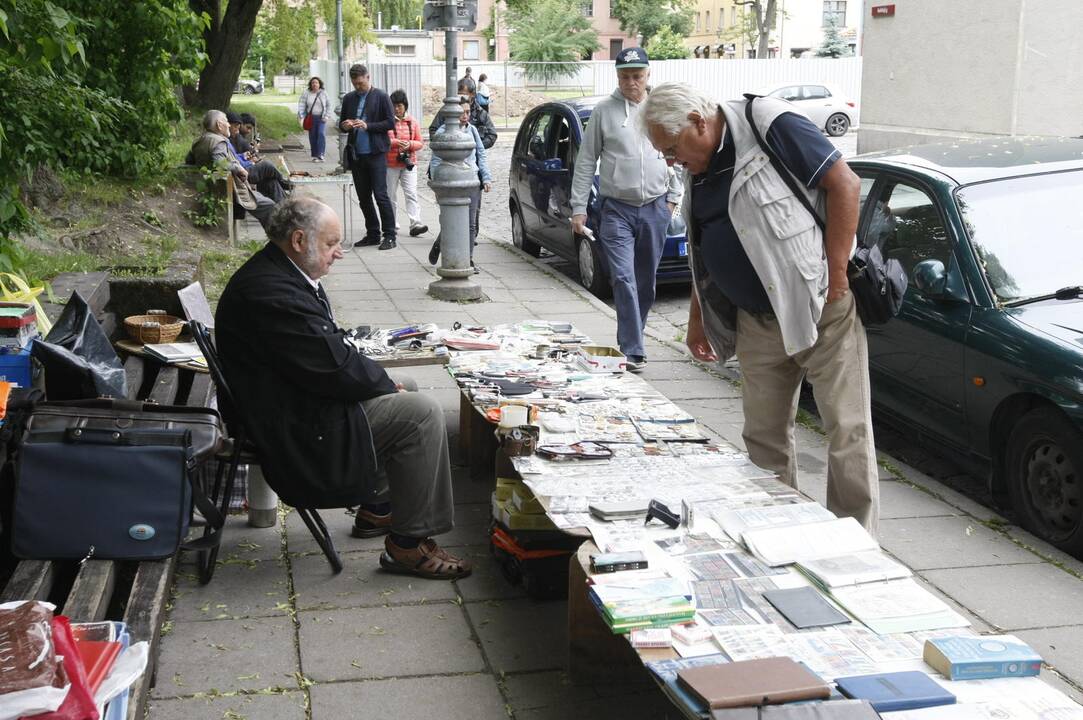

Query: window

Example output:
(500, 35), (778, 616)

(526, 113), (553, 161)
(463, 39), (480, 60)
(823, 1), (847, 26)
(695, 12), (701, 31)
(770, 86), (801, 102)
(802, 85), (831, 100)
(385, 44), (416, 57)
(581, 0), (593, 17)
(879, 182), (951, 281)
(609, 39), (623, 58)
(555, 116), (573, 167)
(705, 11), (710, 30)
(609, 0), (616, 18)
(731, 6), (737, 25)
(718, 11), (725, 30)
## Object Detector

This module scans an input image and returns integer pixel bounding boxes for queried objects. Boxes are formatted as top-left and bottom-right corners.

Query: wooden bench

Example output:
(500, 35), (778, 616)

(0, 354), (215, 720)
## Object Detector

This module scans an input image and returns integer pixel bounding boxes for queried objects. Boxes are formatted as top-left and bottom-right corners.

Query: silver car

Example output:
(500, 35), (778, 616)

(757, 82), (856, 136)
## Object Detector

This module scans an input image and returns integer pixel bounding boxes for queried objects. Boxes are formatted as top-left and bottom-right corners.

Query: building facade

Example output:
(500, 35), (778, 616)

(686, 0), (861, 59)
(859, 0), (1083, 151)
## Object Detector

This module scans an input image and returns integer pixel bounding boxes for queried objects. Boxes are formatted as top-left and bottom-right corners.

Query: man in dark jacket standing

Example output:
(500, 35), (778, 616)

(339, 64), (398, 250)
(216, 195), (471, 580)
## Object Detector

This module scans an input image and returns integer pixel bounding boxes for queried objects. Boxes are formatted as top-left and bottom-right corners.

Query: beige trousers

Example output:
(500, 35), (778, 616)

(735, 293), (880, 536)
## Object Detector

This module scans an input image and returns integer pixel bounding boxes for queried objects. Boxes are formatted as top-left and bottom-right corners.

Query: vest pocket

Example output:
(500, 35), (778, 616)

(745, 173), (817, 240)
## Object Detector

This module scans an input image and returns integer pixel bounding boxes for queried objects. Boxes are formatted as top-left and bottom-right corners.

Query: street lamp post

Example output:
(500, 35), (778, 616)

(425, 0), (483, 301)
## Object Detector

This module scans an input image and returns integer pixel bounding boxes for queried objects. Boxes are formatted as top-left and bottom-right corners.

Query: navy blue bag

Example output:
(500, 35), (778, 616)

(12, 427), (222, 561)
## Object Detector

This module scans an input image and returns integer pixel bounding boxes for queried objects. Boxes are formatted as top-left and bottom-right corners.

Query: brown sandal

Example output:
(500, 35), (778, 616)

(380, 538), (473, 580)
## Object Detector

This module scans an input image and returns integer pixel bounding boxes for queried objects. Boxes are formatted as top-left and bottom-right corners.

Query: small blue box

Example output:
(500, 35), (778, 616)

(0, 340), (34, 388)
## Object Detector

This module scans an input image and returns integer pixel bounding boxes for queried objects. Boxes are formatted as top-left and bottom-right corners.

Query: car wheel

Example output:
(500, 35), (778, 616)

(243, 85), (255, 95)
(510, 205), (541, 257)
(1006, 406), (1083, 555)
(825, 113), (850, 137)
(577, 236), (611, 299)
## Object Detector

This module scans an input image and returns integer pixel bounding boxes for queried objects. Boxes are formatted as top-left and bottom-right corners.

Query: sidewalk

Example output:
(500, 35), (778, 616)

(147, 138), (1083, 719)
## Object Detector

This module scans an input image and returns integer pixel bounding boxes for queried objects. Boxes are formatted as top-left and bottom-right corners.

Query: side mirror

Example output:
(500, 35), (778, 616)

(913, 259), (947, 297)
(543, 158), (564, 172)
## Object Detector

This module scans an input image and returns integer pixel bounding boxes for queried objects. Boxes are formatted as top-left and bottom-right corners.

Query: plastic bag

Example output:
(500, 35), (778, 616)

(0, 602), (68, 720)
(0, 273), (52, 336)
(30, 292), (126, 401)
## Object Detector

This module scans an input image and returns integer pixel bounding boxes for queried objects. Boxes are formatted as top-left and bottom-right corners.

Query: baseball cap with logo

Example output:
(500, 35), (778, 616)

(615, 47), (650, 69)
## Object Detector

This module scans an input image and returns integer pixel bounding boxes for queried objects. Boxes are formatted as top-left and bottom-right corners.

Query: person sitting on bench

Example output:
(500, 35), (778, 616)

(186, 109), (277, 229)
(215, 195), (471, 580)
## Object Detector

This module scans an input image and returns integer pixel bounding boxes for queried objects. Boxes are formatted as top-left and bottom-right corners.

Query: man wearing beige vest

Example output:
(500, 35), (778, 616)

(638, 82), (879, 534)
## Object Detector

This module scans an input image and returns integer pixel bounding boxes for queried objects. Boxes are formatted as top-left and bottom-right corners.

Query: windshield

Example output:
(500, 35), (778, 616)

(955, 170), (1083, 304)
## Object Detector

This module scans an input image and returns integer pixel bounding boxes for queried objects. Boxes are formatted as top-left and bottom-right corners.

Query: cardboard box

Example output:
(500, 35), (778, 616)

(511, 483), (544, 514)
(0, 342), (34, 387)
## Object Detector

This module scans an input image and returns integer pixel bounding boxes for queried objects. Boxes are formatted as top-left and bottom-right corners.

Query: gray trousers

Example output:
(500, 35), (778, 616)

(597, 196), (669, 358)
(360, 391), (454, 538)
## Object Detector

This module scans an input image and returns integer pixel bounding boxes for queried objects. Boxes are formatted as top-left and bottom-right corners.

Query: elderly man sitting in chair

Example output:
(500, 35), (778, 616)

(215, 195), (470, 580)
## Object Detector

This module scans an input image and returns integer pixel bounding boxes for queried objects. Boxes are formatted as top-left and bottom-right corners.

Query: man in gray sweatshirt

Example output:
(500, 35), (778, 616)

(571, 47), (683, 371)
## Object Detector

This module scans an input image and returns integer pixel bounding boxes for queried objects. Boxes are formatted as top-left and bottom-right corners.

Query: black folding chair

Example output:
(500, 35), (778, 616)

(190, 321), (343, 580)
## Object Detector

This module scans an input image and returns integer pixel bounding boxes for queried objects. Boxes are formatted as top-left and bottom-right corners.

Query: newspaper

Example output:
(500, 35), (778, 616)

(742, 517), (880, 567)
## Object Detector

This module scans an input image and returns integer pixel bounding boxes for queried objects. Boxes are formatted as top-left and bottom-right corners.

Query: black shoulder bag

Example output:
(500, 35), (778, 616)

(743, 97), (906, 325)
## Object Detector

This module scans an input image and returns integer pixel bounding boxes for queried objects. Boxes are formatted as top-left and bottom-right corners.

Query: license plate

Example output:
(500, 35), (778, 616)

(678, 242), (688, 257)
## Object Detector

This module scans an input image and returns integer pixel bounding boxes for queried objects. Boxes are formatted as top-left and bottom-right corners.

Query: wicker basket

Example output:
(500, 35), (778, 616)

(124, 311), (184, 344)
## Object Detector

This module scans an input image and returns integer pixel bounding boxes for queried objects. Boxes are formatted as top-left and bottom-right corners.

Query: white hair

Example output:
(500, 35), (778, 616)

(202, 109), (226, 132)
(638, 82), (719, 138)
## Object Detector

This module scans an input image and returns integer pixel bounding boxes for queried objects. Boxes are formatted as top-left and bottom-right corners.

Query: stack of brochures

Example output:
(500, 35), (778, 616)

(142, 341), (205, 366)
(588, 577), (696, 634)
(741, 517), (880, 567)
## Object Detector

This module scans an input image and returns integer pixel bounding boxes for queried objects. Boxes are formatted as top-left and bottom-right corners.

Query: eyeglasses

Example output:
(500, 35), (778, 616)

(657, 128), (685, 161)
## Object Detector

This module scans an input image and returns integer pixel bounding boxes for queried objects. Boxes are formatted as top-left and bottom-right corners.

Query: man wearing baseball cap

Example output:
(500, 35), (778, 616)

(570, 47), (683, 372)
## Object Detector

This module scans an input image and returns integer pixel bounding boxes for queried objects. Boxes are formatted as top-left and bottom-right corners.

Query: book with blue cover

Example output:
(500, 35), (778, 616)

(835, 671), (955, 712)
(923, 634), (1042, 680)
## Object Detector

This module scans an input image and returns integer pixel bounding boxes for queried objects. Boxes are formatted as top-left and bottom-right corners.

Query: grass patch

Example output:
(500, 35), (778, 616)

(229, 100), (299, 143)
(201, 240), (262, 303)
(20, 249), (100, 286)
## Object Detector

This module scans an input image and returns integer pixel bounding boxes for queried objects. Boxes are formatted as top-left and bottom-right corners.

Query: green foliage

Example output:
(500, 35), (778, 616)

(645, 26), (689, 60)
(508, 0), (599, 87)
(315, 0), (374, 54)
(186, 164), (228, 229)
(249, 0), (315, 77)
(611, 0), (693, 48)
(371, 0), (422, 29)
(815, 16), (851, 58)
(228, 100), (297, 142)
(0, 0), (208, 277)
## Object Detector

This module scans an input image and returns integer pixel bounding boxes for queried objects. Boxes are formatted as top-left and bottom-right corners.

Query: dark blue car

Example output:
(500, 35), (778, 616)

(508, 97), (691, 298)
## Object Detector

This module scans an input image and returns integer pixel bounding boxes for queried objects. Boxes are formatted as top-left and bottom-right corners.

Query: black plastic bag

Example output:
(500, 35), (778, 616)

(31, 291), (126, 399)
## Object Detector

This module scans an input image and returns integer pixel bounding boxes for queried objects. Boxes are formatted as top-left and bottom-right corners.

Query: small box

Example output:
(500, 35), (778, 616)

(0, 342), (34, 388)
(575, 345), (626, 373)
(511, 484), (544, 514)
(494, 477), (520, 501)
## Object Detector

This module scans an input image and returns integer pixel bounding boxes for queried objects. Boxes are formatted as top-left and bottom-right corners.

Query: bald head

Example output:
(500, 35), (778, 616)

(268, 196), (343, 280)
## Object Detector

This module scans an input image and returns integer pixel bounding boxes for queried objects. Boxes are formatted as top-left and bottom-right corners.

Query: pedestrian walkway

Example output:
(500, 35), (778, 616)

(148, 136), (1083, 719)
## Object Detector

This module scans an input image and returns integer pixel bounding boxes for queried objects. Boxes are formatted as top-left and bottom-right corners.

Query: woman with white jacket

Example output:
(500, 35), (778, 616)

(297, 76), (330, 162)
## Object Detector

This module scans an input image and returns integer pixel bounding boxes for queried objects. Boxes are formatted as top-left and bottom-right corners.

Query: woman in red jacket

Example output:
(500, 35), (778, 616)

(386, 90), (428, 237)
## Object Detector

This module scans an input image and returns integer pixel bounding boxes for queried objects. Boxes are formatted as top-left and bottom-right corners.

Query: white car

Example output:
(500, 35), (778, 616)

(757, 82), (856, 136)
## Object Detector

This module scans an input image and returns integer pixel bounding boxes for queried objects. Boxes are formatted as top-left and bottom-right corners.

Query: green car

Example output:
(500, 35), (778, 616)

(849, 137), (1083, 557)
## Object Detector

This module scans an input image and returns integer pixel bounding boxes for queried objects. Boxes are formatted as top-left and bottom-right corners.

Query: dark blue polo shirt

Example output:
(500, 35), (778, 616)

(691, 112), (841, 314)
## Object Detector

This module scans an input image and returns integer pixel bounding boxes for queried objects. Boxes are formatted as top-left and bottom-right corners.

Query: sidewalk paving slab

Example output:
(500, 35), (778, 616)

(468, 597), (569, 674)
(921, 562), (1083, 630)
(153, 615), (298, 697)
(308, 674), (509, 720)
(168, 557), (291, 622)
(290, 549), (460, 610)
(146, 692), (308, 720)
(878, 479), (961, 519)
(880, 515), (1041, 570)
(297, 604), (486, 681)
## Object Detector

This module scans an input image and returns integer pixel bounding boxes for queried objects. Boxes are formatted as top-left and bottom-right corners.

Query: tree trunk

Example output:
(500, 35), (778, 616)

(186, 0), (265, 109)
(756, 0), (777, 60)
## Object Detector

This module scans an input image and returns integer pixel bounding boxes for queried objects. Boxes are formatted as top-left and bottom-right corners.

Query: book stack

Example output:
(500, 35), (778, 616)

(142, 342), (205, 366)
(0, 303), (37, 349)
(589, 578), (696, 634)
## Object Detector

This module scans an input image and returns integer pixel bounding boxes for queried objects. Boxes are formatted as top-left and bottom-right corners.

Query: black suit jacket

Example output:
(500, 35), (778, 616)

(215, 243), (397, 507)
(338, 86), (395, 166)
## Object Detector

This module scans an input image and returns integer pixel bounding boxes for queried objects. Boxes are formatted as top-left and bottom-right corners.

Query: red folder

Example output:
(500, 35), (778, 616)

(74, 640), (123, 695)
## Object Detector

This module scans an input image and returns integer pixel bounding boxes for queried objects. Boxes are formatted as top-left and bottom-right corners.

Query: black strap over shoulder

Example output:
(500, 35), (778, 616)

(743, 96), (826, 234)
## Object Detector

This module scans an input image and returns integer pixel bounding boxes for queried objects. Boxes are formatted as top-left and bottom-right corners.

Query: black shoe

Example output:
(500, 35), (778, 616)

(471, 261), (480, 274)
(428, 239), (441, 265)
(354, 237), (379, 248)
(351, 508), (392, 538)
(409, 224), (428, 237)
(626, 355), (647, 372)
(378, 239), (394, 251)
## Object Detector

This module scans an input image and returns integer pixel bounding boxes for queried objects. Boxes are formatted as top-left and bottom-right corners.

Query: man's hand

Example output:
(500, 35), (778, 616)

(667, 201), (677, 215)
(686, 317), (718, 362)
(398, 139), (410, 151)
(395, 382), (407, 392)
(571, 214), (588, 236)
(234, 167), (248, 181)
(357, 119), (367, 130)
(483, 182), (492, 193)
(827, 270), (850, 303)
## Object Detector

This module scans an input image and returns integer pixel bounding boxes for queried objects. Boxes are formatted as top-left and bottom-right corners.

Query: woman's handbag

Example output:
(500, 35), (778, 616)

(744, 97), (907, 325)
(303, 113), (313, 130)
